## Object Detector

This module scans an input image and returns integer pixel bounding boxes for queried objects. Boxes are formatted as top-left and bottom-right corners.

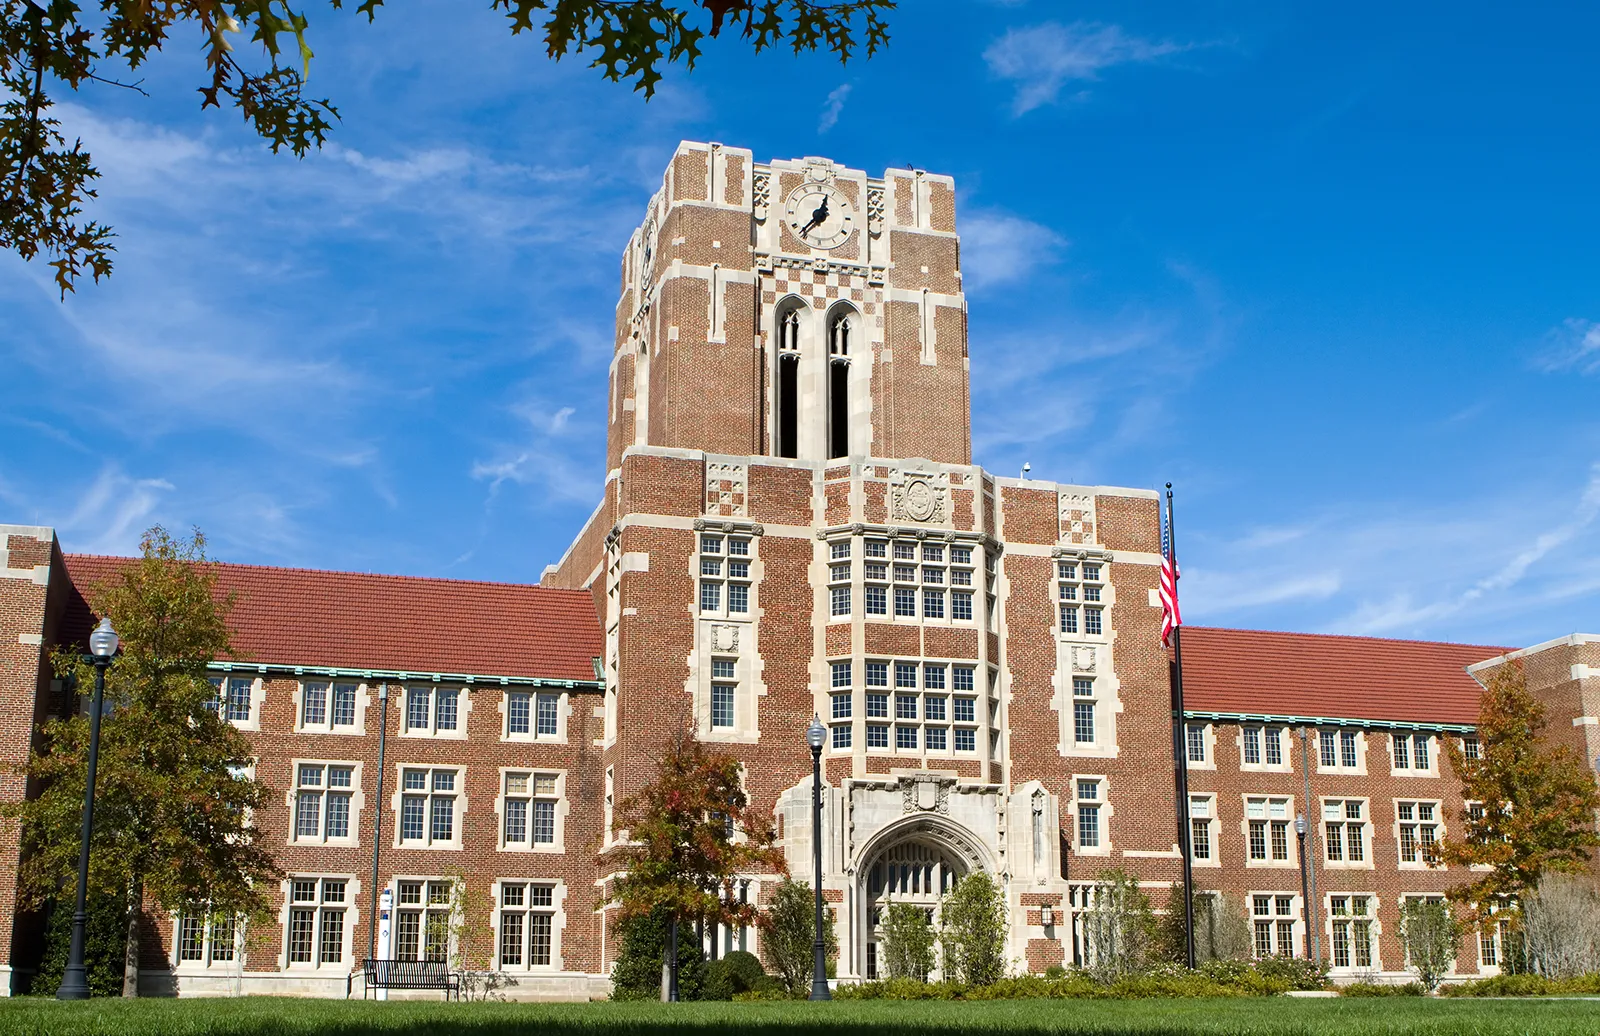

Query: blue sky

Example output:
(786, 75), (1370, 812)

(2, 1), (1597, 648)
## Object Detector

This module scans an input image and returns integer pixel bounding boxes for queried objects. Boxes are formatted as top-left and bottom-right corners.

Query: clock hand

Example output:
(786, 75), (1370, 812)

(800, 198), (830, 236)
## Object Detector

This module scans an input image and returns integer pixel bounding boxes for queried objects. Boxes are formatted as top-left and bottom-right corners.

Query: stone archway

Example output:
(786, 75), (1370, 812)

(849, 814), (997, 981)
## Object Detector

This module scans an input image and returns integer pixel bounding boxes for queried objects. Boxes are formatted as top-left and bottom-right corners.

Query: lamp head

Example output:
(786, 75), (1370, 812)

(1294, 813), (1307, 836)
(806, 714), (826, 750)
(89, 617), (118, 659)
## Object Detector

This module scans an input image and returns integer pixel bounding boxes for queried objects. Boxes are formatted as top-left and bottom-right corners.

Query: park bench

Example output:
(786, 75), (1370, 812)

(349, 958), (462, 1001)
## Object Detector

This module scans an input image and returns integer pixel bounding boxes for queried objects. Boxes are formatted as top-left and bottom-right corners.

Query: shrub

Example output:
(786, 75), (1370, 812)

(608, 908), (704, 1001)
(1441, 972), (1600, 996)
(1156, 886), (1252, 964)
(31, 890), (128, 997)
(939, 873), (1007, 985)
(834, 959), (1332, 1000)
(701, 950), (767, 1001)
(1252, 954), (1331, 990)
(1398, 899), (1459, 991)
(880, 902), (936, 981)
(1342, 981), (1426, 997)
(1082, 870), (1157, 982)
(1524, 874), (1600, 979)
(760, 879), (838, 996)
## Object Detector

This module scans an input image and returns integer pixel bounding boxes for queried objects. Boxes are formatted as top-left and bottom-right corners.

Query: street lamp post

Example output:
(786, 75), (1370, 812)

(806, 715), (831, 1001)
(1294, 813), (1310, 960)
(57, 617), (118, 1000)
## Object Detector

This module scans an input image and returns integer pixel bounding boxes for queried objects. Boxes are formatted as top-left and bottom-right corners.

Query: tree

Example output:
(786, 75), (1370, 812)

(1398, 898), (1459, 992)
(1155, 885), (1251, 965)
(761, 877), (836, 996)
(1081, 869), (1156, 983)
(1, 0), (893, 294)
(1522, 874), (1600, 979)
(937, 872), (1006, 985)
(606, 728), (786, 997)
(878, 902), (933, 981)
(3, 526), (279, 996)
(610, 905), (706, 1000)
(1440, 659), (1600, 927)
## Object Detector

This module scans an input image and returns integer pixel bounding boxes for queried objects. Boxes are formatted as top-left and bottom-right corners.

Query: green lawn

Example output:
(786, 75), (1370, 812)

(0, 997), (1595, 1036)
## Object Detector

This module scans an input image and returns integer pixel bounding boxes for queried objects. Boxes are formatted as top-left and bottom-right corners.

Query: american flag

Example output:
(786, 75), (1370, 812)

(1159, 506), (1181, 646)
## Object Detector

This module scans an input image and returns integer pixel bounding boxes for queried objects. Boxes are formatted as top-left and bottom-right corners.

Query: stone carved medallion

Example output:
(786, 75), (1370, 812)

(890, 470), (948, 524)
(709, 625), (740, 652)
(1072, 646), (1096, 673)
(900, 774), (950, 815)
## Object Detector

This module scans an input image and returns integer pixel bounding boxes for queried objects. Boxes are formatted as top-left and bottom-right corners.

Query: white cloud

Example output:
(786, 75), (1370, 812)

(818, 84), (852, 134)
(984, 22), (1188, 115)
(959, 211), (1066, 291)
(1535, 318), (1600, 376)
(60, 467), (175, 555)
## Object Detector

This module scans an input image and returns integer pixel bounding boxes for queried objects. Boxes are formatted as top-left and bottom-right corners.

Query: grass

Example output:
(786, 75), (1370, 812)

(1, 997), (1598, 1036)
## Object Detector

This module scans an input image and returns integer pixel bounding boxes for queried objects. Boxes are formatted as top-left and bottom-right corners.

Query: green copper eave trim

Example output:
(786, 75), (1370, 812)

(204, 660), (603, 693)
(1182, 710), (1475, 734)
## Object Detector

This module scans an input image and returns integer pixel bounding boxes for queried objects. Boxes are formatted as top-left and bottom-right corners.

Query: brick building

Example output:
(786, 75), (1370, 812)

(1, 143), (1596, 996)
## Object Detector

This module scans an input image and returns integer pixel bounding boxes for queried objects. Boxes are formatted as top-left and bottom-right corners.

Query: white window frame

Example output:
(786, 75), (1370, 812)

(1239, 724), (1293, 773)
(1056, 558), (1110, 641)
(1072, 775), (1110, 856)
(391, 877), (456, 963)
(1394, 799), (1444, 869)
(1316, 727), (1367, 775)
(206, 673), (264, 731)
(401, 684), (469, 740)
(288, 759), (362, 846)
(173, 906), (243, 970)
(1249, 892), (1302, 959)
(1390, 731), (1439, 777)
(1242, 795), (1296, 868)
(1188, 793), (1219, 867)
(493, 880), (567, 971)
(1321, 797), (1373, 870)
(1326, 893), (1380, 972)
(294, 679), (365, 735)
(502, 689), (567, 743)
(1185, 722), (1214, 769)
(394, 765), (466, 850)
(281, 875), (354, 970)
(698, 534), (754, 619)
(498, 768), (567, 853)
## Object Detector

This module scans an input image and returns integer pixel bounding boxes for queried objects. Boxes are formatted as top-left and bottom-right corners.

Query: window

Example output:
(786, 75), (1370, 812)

(404, 686), (461, 736)
(922, 590), (944, 619)
(1075, 779), (1103, 850)
(831, 692), (852, 720)
(1252, 895), (1298, 957)
(831, 586), (852, 617)
(175, 907), (238, 966)
(710, 658), (736, 730)
(1397, 801), (1441, 865)
(894, 587), (917, 617)
(400, 768), (460, 847)
(507, 691), (561, 738)
(866, 585), (887, 615)
(1186, 723), (1208, 764)
(1243, 727), (1261, 765)
(1462, 734), (1481, 760)
(1189, 796), (1214, 861)
(1319, 728), (1361, 771)
(1265, 728), (1283, 766)
(293, 763), (355, 843)
(832, 723), (852, 749)
(300, 681), (358, 732)
(206, 675), (255, 724)
(700, 536), (753, 617)
(499, 883), (557, 968)
(1072, 677), (1096, 745)
(1329, 895), (1375, 969)
(287, 877), (348, 966)
(1246, 797), (1291, 862)
(896, 725), (918, 750)
(1323, 799), (1367, 864)
(1393, 733), (1434, 773)
(952, 592), (973, 620)
(867, 724), (889, 749)
(394, 880), (453, 962)
(503, 771), (560, 849)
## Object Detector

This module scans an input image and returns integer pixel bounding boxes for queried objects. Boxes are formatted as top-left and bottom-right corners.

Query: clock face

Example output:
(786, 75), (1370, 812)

(784, 183), (855, 250)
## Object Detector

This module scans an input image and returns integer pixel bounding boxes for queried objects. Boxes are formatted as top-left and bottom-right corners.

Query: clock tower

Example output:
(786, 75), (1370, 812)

(606, 143), (972, 472)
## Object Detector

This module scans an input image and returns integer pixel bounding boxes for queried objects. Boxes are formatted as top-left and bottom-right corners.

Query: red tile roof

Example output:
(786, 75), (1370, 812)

(62, 555), (603, 684)
(1179, 626), (1513, 727)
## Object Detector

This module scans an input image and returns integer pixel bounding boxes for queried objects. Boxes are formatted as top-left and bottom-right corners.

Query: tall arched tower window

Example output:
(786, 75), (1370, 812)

(827, 308), (854, 460)
(775, 304), (801, 459)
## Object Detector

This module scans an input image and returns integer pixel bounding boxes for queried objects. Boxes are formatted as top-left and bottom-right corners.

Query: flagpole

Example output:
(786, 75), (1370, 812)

(1166, 483), (1197, 969)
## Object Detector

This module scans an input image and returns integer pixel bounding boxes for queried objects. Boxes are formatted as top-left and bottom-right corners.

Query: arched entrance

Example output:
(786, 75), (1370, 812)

(849, 813), (997, 981)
